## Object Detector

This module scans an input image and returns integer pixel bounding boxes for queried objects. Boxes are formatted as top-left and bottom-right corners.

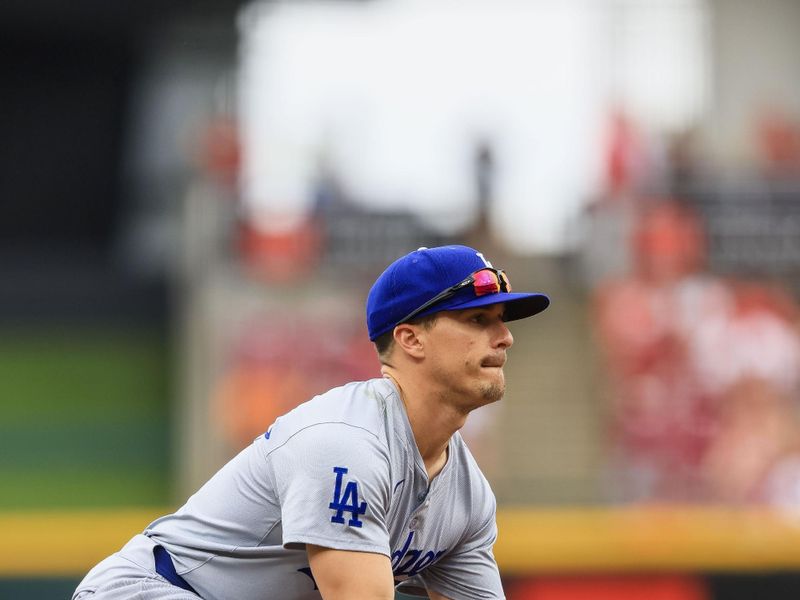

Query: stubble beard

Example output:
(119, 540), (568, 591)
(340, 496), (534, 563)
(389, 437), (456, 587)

(472, 363), (507, 407)
(433, 362), (506, 412)
(480, 379), (505, 404)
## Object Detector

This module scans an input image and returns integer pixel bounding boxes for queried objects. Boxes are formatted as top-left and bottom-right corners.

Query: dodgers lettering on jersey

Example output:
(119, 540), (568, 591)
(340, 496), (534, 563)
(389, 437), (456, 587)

(391, 530), (447, 580)
(140, 378), (504, 600)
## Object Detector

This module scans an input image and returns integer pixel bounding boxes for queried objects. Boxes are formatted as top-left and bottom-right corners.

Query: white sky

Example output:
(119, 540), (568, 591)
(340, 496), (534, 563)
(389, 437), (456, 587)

(238, 0), (707, 253)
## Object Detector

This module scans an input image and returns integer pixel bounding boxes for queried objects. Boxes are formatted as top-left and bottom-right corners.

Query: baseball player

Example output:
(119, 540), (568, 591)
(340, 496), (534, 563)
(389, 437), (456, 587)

(72, 245), (549, 599)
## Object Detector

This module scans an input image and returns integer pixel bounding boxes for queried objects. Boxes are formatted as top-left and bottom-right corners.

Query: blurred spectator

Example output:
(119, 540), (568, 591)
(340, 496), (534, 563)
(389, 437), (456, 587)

(213, 313), (379, 450)
(697, 283), (800, 504)
(197, 114), (241, 188)
(576, 110), (652, 289)
(701, 376), (800, 505)
(593, 200), (729, 500)
(472, 139), (496, 237)
(603, 109), (648, 202)
(755, 107), (800, 175)
(237, 218), (323, 284)
(593, 199), (800, 503)
(664, 127), (703, 201)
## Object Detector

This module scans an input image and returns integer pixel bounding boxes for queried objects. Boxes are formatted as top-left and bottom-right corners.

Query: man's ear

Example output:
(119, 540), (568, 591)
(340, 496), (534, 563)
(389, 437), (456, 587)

(393, 324), (426, 359)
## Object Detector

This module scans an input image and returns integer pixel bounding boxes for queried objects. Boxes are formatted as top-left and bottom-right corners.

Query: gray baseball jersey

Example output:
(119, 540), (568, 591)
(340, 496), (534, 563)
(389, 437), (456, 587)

(84, 377), (504, 599)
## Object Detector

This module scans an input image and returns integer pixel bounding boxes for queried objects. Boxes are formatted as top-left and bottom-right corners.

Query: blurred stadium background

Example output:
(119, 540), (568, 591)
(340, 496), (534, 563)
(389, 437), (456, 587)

(4, 0), (800, 598)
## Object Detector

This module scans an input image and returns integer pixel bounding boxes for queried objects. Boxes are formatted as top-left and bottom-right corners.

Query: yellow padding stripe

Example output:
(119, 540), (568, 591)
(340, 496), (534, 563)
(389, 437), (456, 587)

(0, 508), (161, 577)
(495, 507), (800, 574)
(4, 506), (800, 577)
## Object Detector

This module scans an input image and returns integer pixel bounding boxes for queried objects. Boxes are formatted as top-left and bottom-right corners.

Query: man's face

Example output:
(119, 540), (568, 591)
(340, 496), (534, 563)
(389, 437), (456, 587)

(420, 303), (514, 411)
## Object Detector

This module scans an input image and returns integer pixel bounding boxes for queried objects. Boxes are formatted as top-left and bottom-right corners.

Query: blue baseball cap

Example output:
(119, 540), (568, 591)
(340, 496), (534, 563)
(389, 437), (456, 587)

(366, 245), (550, 341)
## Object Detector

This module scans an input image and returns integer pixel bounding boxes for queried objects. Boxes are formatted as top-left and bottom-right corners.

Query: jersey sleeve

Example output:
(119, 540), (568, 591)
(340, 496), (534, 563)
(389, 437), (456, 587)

(417, 495), (505, 599)
(266, 422), (393, 557)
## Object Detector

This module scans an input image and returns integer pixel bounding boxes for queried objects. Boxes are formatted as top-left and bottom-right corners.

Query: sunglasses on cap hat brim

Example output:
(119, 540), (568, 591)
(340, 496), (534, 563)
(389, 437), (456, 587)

(397, 267), (513, 325)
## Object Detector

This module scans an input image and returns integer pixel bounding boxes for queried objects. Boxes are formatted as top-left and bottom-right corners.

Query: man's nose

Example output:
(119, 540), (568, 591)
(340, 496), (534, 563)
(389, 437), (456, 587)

(496, 321), (513, 349)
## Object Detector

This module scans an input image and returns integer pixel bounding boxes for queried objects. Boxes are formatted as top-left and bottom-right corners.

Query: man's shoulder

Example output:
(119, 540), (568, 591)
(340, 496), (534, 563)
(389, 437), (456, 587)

(264, 378), (393, 446)
(299, 377), (393, 424)
(317, 377), (395, 405)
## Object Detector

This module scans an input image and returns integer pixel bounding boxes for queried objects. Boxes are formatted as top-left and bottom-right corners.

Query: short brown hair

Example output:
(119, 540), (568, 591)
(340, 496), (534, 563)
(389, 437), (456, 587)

(374, 313), (439, 363)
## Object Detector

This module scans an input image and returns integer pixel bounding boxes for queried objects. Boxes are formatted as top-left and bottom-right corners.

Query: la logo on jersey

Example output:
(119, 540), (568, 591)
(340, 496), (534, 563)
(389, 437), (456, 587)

(329, 466), (367, 528)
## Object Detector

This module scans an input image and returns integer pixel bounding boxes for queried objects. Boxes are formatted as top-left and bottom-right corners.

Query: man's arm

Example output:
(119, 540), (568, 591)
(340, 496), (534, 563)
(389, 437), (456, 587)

(307, 545), (395, 600)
